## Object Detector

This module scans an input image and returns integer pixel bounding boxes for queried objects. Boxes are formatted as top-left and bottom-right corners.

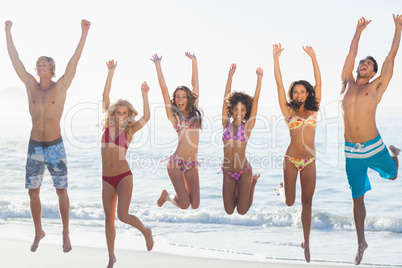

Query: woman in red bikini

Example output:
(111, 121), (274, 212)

(151, 52), (203, 210)
(101, 60), (154, 268)
(221, 63), (263, 215)
(273, 44), (322, 263)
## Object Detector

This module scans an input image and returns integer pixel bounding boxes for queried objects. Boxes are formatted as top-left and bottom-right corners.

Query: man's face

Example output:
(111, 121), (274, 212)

(357, 59), (376, 79)
(36, 59), (52, 77)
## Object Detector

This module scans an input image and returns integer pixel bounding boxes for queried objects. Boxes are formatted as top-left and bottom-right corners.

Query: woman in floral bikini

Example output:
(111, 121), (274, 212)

(273, 44), (322, 263)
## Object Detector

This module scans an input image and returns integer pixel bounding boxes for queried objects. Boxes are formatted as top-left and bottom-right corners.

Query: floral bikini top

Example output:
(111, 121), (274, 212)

(222, 122), (247, 143)
(285, 109), (317, 130)
(174, 117), (199, 133)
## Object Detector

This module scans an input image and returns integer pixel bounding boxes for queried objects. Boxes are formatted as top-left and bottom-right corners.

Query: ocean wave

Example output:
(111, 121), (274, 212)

(1, 200), (401, 233)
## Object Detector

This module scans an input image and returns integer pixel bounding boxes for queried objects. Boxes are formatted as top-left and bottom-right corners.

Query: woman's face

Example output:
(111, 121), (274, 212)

(175, 89), (188, 112)
(292, 84), (309, 103)
(114, 105), (129, 126)
(232, 102), (246, 123)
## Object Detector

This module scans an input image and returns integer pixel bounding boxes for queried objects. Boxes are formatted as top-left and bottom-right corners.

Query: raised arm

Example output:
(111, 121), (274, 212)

(185, 52), (199, 106)
(59, 19), (90, 90)
(130, 82), (151, 136)
(150, 53), (174, 122)
(246, 67), (263, 131)
(222, 63), (236, 127)
(341, 17), (371, 93)
(4, 20), (32, 85)
(273, 43), (289, 116)
(102, 60), (117, 112)
(303, 46), (322, 105)
(376, 14), (402, 95)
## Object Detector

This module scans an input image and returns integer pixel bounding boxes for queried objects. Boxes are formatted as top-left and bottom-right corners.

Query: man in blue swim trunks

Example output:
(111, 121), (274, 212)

(5, 19), (90, 253)
(341, 15), (401, 265)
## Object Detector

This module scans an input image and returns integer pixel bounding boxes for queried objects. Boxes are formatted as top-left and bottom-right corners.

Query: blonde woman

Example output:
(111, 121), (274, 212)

(101, 60), (153, 268)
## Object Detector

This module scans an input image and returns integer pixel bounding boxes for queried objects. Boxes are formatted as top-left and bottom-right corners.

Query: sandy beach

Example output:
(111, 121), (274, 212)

(2, 236), (353, 268)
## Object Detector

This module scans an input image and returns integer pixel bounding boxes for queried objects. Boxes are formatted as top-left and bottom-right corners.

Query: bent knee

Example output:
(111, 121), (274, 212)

(285, 201), (295, 207)
(178, 202), (190, 210)
(237, 207), (249, 215)
(224, 207), (235, 215)
(117, 212), (129, 223)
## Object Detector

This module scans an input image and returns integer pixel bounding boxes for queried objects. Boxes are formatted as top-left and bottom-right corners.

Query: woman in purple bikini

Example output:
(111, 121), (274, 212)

(151, 52), (203, 210)
(221, 63), (263, 215)
(101, 60), (154, 268)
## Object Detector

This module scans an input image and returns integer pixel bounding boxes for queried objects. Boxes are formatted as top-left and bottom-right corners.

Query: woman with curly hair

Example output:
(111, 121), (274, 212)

(150, 52), (202, 210)
(221, 63), (263, 215)
(101, 60), (154, 268)
(273, 44), (322, 263)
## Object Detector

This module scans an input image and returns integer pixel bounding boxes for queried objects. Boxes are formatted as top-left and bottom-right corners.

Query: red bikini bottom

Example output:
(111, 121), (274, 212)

(102, 170), (132, 188)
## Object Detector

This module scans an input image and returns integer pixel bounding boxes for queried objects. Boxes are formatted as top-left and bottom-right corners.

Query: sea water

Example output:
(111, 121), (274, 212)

(0, 97), (401, 267)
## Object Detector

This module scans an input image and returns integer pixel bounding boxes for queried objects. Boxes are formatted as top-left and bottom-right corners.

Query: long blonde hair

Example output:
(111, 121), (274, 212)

(101, 99), (138, 134)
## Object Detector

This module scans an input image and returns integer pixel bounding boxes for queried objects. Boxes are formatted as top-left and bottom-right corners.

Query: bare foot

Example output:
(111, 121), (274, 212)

(107, 256), (116, 268)
(251, 173), (260, 184)
(389, 145), (401, 157)
(157, 189), (169, 207)
(63, 235), (72, 253)
(301, 242), (311, 263)
(30, 230), (45, 252)
(274, 182), (283, 196)
(354, 241), (368, 265)
(144, 228), (154, 251)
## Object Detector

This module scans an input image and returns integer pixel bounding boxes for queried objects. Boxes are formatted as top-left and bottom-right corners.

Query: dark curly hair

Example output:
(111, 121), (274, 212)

(225, 91), (253, 121)
(287, 80), (319, 111)
(171, 86), (203, 129)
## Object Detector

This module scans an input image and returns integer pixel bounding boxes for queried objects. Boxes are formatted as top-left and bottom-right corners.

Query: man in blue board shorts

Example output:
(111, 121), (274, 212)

(340, 15), (401, 265)
(5, 19), (90, 253)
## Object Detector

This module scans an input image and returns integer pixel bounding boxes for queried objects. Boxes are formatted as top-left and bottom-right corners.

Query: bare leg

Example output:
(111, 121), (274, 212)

(299, 162), (316, 263)
(278, 158), (298, 206)
(56, 188), (71, 253)
(158, 163), (191, 209)
(353, 195), (368, 265)
(222, 172), (238, 215)
(117, 176), (154, 251)
(28, 188), (45, 252)
(247, 174), (260, 209)
(236, 169), (254, 215)
(102, 181), (118, 268)
(182, 167), (200, 209)
(389, 145), (400, 180)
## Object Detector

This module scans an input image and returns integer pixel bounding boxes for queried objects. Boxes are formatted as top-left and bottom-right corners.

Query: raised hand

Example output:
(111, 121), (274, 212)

(81, 19), (91, 33)
(256, 67), (263, 77)
(106, 60), (117, 71)
(393, 14), (402, 30)
(228, 63), (236, 76)
(356, 17), (371, 32)
(185, 52), (196, 60)
(141, 81), (150, 94)
(4, 20), (12, 31)
(273, 43), (284, 58)
(150, 53), (162, 63)
(302, 46), (316, 58)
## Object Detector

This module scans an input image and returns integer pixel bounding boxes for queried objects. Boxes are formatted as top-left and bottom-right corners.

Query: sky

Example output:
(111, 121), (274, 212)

(0, 0), (401, 121)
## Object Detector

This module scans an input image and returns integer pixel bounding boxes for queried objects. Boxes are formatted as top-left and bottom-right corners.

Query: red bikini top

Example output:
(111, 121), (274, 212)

(101, 126), (128, 149)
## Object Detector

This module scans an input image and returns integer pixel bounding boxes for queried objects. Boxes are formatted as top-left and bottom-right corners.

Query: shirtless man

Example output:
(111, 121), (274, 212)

(341, 15), (401, 265)
(5, 19), (90, 253)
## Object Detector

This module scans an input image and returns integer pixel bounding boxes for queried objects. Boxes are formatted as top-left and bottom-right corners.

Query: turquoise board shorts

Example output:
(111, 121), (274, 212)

(344, 134), (396, 199)
(25, 137), (68, 189)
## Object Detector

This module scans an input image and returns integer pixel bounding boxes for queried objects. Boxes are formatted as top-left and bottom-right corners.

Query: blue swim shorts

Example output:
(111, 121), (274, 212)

(25, 137), (68, 189)
(344, 134), (397, 199)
